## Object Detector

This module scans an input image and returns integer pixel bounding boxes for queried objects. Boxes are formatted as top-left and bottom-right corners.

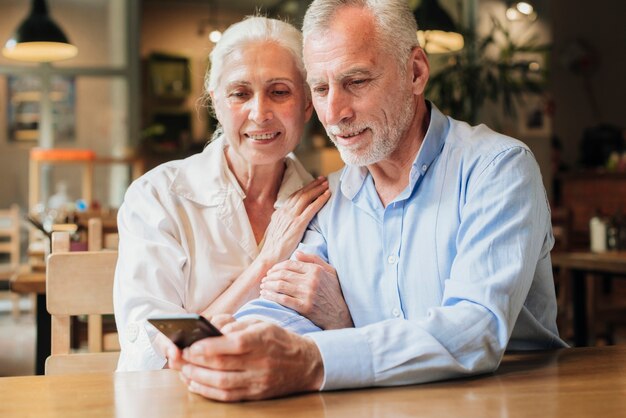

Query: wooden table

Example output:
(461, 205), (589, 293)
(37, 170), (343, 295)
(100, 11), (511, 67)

(551, 251), (626, 346)
(1, 345), (625, 417)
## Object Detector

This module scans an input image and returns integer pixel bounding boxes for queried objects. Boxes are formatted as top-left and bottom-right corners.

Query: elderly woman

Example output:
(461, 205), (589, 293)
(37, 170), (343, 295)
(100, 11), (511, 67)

(114, 16), (350, 371)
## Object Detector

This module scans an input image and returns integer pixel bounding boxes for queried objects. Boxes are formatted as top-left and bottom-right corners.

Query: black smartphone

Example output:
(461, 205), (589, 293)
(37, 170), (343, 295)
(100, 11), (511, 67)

(147, 313), (222, 349)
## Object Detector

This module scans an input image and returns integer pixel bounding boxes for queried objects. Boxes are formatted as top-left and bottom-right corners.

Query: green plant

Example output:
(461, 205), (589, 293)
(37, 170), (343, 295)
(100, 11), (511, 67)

(426, 16), (550, 124)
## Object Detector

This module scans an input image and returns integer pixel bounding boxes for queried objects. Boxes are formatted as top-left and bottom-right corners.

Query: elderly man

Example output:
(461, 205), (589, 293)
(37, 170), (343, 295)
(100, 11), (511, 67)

(170, 0), (566, 401)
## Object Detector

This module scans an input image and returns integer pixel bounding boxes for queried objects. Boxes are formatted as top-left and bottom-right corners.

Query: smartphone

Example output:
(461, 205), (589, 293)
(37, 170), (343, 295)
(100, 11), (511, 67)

(147, 313), (222, 349)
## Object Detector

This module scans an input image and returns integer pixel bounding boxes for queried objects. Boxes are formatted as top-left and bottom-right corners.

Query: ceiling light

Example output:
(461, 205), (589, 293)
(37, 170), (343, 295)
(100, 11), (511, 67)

(506, 1), (537, 22)
(209, 30), (221, 43)
(413, 0), (464, 54)
(2, 0), (77, 62)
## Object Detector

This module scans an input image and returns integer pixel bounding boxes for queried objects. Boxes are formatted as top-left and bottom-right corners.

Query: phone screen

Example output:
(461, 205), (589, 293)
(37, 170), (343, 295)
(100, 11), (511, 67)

(147, 313), (222, 349)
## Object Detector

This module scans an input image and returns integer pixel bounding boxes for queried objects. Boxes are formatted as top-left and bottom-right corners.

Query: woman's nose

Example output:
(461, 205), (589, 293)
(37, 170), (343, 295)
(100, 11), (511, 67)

(248, 94), (273, 124)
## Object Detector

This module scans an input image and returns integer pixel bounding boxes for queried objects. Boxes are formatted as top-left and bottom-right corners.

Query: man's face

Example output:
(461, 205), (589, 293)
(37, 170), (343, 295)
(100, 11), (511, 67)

(304, 7), (416, 166)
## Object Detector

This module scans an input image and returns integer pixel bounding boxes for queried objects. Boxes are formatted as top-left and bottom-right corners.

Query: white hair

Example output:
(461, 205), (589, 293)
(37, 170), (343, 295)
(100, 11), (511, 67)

(302, 0), (419, 72)
(203, 16), (306, 108)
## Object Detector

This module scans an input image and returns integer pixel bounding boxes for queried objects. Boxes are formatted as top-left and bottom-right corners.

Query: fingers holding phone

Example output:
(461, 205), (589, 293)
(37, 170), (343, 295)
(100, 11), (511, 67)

(147, 313), (234, 370)
(148, 313), (222, 349)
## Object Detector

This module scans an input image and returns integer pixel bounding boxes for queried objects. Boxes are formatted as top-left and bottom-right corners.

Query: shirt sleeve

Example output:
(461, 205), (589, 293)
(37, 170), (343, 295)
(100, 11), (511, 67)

(113, 178), (188, 371)
(307, 146), (555, 390)
(234, 214), (328, 334)
(237, 147), (554, 390)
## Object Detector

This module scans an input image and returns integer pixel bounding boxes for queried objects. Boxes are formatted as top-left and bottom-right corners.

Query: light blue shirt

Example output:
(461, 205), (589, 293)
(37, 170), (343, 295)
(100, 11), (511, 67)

(236, 104), (567, 390)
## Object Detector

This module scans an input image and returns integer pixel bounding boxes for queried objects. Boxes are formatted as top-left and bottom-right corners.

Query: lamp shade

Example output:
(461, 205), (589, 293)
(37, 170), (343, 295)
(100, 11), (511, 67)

(414, 0), (464, 54)
(2, 0), (77, 62)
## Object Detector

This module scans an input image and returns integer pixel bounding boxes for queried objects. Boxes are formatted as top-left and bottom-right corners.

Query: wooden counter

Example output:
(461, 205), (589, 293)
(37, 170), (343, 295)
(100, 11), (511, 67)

(1, 345), (625, 417)
(552, 251), (626, 346)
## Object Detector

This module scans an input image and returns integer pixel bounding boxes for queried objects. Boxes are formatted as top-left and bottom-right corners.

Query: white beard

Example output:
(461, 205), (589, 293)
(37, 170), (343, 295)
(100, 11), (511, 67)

(326, 91), (415, 166)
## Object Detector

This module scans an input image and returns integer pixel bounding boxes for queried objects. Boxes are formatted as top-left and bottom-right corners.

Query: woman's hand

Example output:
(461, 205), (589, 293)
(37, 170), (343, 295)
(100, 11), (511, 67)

(259, 177), (330, 265)
(260, 251), (353, 330)
(199, 177), (330, 319)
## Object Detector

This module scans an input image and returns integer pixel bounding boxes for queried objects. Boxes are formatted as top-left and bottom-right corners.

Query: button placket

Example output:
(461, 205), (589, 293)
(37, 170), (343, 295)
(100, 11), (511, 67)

(382, 201), (404, 320)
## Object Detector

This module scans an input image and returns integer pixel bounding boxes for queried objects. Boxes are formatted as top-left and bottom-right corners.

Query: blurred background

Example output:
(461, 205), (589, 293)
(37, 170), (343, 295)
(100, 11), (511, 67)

(0, 0), (625, 376)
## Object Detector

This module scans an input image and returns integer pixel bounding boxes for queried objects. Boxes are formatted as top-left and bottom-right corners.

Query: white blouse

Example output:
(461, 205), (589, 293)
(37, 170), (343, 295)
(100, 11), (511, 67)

(113, 136), (313, 371)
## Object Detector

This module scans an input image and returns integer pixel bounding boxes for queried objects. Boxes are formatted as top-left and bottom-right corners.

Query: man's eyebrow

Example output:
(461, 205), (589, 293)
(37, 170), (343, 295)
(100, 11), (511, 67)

(307, 68), (374, 86)
(339, 68), (374, 81)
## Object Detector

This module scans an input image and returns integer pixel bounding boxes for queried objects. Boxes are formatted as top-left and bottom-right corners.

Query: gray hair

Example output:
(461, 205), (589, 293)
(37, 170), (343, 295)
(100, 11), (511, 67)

(302, 0), (419, 71)
(202, 16), (306, 115)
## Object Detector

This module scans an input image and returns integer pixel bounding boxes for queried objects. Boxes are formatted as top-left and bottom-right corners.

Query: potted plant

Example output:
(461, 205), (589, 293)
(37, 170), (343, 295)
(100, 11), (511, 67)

(426, 15), (550, 125)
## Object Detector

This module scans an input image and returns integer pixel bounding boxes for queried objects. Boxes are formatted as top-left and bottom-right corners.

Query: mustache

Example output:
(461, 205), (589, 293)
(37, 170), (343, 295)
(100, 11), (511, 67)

(326, 123), (368, 137)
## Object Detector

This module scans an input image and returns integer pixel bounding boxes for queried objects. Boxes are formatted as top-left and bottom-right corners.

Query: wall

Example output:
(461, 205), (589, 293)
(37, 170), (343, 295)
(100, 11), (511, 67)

(140, 1), (243, 143)
(0, 1), (40, 210)
(550, 0), (626, 168)
(0, 0), (124, 210)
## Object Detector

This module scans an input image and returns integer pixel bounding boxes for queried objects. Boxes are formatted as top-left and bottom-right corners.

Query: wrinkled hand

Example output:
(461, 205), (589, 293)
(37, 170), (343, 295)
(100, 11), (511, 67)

(259, 177), (330, 265)
(260, 251), (353, 330)
(170, 317), (324, 402)
(154, 332), (177, 368)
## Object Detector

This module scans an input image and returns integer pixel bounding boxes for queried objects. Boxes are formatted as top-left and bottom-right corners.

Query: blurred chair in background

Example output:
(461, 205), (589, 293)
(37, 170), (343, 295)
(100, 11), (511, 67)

(0, 204), (23, 318)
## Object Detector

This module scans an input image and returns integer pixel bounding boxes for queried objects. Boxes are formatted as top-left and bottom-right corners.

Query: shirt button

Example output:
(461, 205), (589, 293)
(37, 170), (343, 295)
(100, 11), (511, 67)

(387, 255), (397, 264)
(126, 322), (139, 343)
(392, 308), (400, 317)
(421, 164), (428, 172)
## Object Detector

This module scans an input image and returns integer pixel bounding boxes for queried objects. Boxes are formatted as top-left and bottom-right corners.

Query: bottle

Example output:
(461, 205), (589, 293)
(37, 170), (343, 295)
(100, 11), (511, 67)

(589, 210), (607, 253)
(607, 208), (624, 251)
(606, 217), (619, 251)
(607, 206), (626, 251)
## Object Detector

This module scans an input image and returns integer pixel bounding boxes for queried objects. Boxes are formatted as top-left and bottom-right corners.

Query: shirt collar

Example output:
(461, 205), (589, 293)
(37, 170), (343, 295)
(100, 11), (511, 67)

(275, 157), (313, 208)
(339, 101), (449, 200)
(170, 135), (312, 207)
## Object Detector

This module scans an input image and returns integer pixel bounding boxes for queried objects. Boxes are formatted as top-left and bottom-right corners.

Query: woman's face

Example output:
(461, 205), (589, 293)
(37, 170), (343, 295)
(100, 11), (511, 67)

(211, 41), (312, 167)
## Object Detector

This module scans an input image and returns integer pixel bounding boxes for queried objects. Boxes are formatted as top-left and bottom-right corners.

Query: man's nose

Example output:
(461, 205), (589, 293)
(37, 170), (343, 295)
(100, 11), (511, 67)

(325, 88), (353, 126)
(248, 94), (273, 124)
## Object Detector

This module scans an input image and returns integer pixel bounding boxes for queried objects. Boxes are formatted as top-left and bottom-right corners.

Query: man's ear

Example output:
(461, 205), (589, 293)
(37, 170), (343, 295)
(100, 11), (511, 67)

(408, 47), (430, 96)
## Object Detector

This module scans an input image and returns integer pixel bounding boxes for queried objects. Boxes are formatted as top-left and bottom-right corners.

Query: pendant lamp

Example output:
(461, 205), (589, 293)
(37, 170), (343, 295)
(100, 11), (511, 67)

(414, 0), (464, 54)
(2, 0), (78, 62)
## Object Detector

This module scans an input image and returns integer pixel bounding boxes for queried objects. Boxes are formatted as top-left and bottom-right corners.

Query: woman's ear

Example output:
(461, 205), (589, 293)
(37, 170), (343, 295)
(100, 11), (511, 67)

(409, 47), (430, 96)
(210, 91), (220, 118)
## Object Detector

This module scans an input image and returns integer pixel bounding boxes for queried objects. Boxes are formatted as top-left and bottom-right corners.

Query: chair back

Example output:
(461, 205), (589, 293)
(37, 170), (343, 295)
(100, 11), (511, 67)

(45, 231), (119, 375)
(0, 204), (20, 275)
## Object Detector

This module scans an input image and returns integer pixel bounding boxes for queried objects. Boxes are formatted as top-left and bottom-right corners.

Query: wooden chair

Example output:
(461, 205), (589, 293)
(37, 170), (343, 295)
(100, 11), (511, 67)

(84, 218), (120, 352)
(0, 204), (23, 318)
(45, 231), (119, 375)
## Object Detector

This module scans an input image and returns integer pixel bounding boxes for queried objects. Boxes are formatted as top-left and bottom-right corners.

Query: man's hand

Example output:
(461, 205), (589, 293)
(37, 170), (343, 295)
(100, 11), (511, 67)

(166, 313), (236, 370)
(170, 317), (324, 402)
(260, 252), (354, 330)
